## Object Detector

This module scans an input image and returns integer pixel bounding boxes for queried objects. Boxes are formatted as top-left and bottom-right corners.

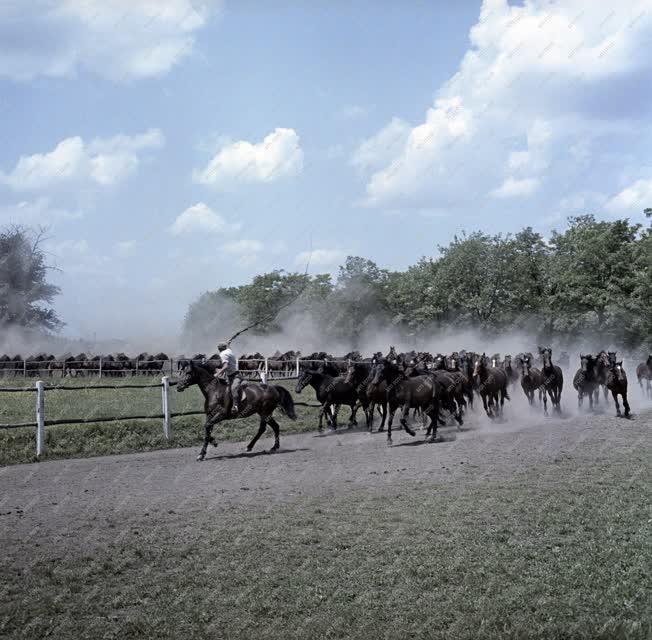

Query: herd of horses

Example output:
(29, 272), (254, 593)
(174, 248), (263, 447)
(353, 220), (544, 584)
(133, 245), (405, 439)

(0, 352), (172, 376)
(176, 347), (652, 461)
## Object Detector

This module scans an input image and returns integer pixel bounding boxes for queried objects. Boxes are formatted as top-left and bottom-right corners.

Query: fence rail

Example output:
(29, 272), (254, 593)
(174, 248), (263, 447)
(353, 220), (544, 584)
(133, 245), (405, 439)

(0, 357), (351, 379)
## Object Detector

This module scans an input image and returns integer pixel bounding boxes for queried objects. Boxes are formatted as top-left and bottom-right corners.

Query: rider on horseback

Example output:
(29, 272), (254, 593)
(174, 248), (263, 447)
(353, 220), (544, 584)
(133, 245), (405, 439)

(215, 342), (242, 415)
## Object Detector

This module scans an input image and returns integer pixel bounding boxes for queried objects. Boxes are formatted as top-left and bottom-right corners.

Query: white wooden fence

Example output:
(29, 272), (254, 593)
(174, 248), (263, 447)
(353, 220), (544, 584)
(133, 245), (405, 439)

(0, 377), (196, 458)
(0, 358), (345, 457)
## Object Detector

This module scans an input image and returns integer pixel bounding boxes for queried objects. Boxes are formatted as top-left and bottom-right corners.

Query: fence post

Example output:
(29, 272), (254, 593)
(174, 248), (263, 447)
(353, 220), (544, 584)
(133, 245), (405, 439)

(98, 357), (103, 378)
(264, 357), (269, 379)
(296, 357), (300, 377)
(260, 369), (267, 385)
(23, 360), (26, 377)
(36, 380), (45, 458)
(161, 376), (170, 440)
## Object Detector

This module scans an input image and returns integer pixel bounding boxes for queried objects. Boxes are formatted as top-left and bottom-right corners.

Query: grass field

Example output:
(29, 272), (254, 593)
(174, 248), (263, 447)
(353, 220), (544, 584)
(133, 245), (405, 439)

(1, 407), (650, 639)
(0, 377), (322, 465)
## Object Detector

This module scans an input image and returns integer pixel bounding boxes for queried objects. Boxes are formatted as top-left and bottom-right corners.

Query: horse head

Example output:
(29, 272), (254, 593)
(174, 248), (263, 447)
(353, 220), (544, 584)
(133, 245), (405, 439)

(177, 361), (200, 392)
(473, 353), (487, 379)
(344, 360), (360, 385)
(295, 369), (316, 394)
(369, 358), (389, 390)
(541, 347), (553, 367)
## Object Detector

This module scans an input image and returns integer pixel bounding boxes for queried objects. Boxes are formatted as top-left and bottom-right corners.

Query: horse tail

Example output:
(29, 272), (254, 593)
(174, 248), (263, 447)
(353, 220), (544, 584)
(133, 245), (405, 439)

(274, 385), (297, 420)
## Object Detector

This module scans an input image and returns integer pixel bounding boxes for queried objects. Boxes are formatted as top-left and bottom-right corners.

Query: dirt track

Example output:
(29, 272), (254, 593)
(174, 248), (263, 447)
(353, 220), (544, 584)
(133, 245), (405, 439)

(2, 405), (651, 558)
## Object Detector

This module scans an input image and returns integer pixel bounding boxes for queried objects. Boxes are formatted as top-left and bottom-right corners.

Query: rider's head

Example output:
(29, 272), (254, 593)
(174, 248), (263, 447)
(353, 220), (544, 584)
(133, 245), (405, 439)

(217, 342), (228, 352)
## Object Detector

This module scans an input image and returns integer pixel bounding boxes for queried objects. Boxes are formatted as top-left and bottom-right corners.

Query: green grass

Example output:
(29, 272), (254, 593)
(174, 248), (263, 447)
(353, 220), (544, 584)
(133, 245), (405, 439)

(2, 454), (649, 639)
(0, 377), (321, 465)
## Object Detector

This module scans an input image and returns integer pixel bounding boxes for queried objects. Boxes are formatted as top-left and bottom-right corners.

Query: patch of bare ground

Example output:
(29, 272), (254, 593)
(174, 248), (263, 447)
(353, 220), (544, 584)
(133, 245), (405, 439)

(1, 409), (650, 639)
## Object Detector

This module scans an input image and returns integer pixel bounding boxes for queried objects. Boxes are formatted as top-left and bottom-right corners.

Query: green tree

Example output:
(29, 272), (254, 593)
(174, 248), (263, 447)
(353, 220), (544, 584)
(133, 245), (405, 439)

(0, 226), (63, 331)
(434, 232), (522, 328)
(547, 215), (642, 343)
(181, 287), (242, 348)
(325, 257), (390, 345)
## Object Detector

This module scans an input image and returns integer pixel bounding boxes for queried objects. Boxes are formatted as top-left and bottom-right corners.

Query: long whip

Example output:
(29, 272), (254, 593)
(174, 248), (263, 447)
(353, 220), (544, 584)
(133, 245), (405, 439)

(225, 240), (312, 347)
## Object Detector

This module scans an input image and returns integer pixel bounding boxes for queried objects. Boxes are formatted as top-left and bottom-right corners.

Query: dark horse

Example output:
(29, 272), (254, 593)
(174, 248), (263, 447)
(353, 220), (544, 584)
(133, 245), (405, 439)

(636, 355), (652, 399)
(368, 358), (442, 445)
(177, 361), (296, 461)
(473, 354), (509, 418)
(573, 354), (599, 411)
(295, 368), (359, 431)
(540, 347), (563, 414)
(605, 352), (631, 418)
(519, 355), (544, 408)
(345, 360), (386, 432)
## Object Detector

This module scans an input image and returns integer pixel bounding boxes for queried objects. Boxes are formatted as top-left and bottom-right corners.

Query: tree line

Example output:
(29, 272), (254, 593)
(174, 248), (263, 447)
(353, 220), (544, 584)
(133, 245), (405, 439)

(1, 214), (649, 351)
(183, 214), (652, 351)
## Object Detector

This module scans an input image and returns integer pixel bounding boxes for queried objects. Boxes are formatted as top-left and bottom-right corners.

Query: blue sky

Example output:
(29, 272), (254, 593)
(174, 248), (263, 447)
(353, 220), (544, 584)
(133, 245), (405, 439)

(1, 0), (651, 340)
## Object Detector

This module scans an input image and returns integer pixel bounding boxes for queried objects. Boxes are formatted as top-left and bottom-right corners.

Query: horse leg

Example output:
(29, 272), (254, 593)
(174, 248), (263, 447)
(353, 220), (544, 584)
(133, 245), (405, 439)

(318, 402), (329, 432)
(197, 413), (223, 461)
(348, 403), (357, 427)
(247, 418), (267, 452)
(611, 390), (621, 417)
(427, 399), (440, 442)
(367, 401), (375, 431)
(267, 416), (281, 451)
(542, 389), (548, 416)
(379, 402), (387, 432)
(399, 402), (416, 437)
(481, 391), (491, 418)
(331, 404), (340, 429)
(387, 406), (398, 445)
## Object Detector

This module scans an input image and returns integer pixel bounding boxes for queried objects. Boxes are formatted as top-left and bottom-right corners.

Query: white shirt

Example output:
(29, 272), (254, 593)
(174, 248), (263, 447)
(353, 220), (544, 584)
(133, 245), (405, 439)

(219, 348), (238, 374)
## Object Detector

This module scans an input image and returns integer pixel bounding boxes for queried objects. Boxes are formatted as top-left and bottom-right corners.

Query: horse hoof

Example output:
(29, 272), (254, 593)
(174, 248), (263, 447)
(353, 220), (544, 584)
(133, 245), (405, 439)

(386, 439), (393, 446)
(196, 454), (205, 462)
(246, 446), (253, 452)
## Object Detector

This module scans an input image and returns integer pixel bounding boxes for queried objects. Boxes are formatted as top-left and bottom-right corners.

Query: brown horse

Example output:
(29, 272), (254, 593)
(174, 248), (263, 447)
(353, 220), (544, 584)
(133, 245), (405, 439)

(605, 352), (631, 418)
(519, 355), (544, 408)
(368, 358), (442, 445)
(345, 360), (386, 432)
(541, 347), (563, 414)
(636, 355), (652, 399)
(473, 354), (509, 418)
(573, 354), (599, 411)
(295, 368), (359, 431)
(177, 361), (296, 461)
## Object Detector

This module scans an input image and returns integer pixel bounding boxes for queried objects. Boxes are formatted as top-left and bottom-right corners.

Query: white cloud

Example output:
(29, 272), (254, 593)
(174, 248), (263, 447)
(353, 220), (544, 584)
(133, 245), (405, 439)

(194, 128), (303, 188)
(0, 1), (219, 82)
(351, 117), (411, 173)
(490, 177), (540, 198)
(605, 178), (652, 214)
(221, 239), (264, 267)
(0, 197), (83, 224)
(0, 129), (164, 190)
(295, 248), (345, 268)
(353, 0), (652, 209)
(168, 202), (240, 235)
